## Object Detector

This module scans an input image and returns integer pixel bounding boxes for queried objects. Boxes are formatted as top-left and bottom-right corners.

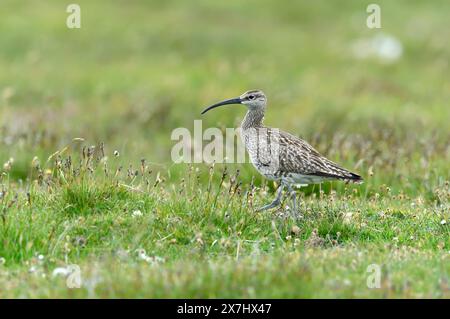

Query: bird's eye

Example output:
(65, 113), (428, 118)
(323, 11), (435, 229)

(248, 95), (255, 100)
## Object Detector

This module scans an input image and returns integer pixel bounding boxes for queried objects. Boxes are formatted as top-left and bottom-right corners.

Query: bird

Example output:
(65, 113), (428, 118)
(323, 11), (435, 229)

(201, 90), (363, 213)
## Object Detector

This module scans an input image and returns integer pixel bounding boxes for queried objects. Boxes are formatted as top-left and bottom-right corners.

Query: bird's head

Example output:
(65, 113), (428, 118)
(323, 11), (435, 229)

(201, 90), (267, 114)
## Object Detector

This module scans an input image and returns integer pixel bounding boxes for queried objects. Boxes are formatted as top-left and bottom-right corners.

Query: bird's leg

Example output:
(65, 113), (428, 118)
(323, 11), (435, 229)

(285, 183), (299, 218)
(285, 183), (296, 210)
(256, 183), (284, 211)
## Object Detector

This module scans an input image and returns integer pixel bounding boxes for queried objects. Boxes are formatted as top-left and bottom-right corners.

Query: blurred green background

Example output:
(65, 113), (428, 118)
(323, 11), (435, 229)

(0, 0), (449, 191)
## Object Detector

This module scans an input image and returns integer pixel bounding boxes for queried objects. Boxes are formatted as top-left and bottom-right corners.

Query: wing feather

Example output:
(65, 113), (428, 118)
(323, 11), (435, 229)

(277, 130), (362, 183)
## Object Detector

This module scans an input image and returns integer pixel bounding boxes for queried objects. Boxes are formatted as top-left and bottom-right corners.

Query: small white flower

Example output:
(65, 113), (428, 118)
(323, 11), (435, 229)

(52, 265), (82, 288)
(38, 254), (44, 261)
(52, 267), (71, 277)
(3, 161), (11, 171)
(440, 219), (447, 225)
(0, 257), (5, 265)
(135, 249), (164, 265)
(136, 248), (148, 261)
(113, 150), (120, 157)
(132, 210), (143, 218)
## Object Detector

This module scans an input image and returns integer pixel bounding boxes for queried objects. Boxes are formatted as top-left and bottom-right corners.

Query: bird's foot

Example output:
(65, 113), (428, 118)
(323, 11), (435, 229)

(256, 199), (281, 212)
(256, 183), (285, 212)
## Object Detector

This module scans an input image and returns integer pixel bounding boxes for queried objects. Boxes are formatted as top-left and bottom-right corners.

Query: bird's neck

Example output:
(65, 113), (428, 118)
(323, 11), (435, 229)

(241, 109), (265, 129)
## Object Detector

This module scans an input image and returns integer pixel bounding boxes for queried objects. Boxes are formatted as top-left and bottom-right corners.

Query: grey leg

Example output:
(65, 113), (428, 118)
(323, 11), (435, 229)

(287, 184), (300, 218)
(256, 183), (284, 211)
(285, 183), (299, 217)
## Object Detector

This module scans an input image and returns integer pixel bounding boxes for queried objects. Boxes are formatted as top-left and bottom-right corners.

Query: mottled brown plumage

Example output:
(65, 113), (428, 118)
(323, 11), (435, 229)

(202, 90), (362, 213)
(276, 130), (362, 182)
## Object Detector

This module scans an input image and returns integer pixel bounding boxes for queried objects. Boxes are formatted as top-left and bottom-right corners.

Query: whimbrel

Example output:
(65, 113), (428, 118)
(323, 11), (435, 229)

(201, 90), (363, 212)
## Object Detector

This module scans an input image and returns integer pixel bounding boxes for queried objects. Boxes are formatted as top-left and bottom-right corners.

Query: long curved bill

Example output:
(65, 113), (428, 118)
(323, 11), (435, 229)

(201, 97), (242, 114)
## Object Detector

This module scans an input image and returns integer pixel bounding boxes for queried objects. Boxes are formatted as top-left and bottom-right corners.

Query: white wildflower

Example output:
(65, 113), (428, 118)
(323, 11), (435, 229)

(52, 267), (71, 277)
(135, 249), (165, 265)
(132, 210), (143, 218)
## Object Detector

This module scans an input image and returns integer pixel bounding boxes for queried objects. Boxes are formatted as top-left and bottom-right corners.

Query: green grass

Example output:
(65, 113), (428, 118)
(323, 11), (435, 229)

(0, 0), (449, 298)
(0, 152), (448, 298)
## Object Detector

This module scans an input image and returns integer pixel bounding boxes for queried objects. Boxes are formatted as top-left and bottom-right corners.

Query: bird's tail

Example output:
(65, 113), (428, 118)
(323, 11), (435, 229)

(342, 172), (364, 184)
(313, 158), (364, 184)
